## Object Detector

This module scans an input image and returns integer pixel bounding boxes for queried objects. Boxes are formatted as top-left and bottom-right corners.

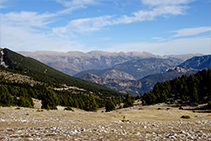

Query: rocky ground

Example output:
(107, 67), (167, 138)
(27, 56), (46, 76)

(0, 105), (211, 141)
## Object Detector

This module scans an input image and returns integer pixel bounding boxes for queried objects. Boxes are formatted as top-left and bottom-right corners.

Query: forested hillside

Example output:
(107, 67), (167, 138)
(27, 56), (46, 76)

(141, 69), (211, 107)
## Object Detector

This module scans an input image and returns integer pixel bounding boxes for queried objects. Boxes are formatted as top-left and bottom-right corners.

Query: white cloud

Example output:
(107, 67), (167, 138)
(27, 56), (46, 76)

(114, 5), (185, 24)
(53, 15), (114, 33)
(55, 0), (192, 33)
(141, 0), (194, 6)
(105, 37), (211, 55)
(173, 26), (211, 37)
(56, 0), (100, 14)
(2, 11), (56, 28)
(1, 24), (86, 52)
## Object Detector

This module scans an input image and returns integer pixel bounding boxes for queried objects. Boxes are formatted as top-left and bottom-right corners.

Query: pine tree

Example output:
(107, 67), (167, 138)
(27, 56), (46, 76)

(105, 98), (116, 112)
(41, 89), (58, 110)
(85, 93), (98, 112)
(124, 92), (134, 108)
(0, 85), (13, 106)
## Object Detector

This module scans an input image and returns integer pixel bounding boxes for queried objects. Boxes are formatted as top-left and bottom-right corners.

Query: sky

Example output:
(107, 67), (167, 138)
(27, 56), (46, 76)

(0, 0), (210, 55)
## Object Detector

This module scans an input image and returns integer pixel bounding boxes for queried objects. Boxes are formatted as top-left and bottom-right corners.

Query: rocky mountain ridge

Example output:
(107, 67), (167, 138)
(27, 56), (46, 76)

(75, 58), (180, 80)
(80, 67), (198, 96)
(19, 50), (202, 76)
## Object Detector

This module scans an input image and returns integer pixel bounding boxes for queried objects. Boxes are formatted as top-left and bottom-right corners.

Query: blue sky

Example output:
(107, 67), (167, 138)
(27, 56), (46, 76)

(0, 0), (210, 55)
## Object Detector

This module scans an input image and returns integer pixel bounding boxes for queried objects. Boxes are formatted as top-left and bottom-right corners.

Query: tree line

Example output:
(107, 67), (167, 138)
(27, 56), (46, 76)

(141, 69), (211, 106)
(0, 81), (134, 111)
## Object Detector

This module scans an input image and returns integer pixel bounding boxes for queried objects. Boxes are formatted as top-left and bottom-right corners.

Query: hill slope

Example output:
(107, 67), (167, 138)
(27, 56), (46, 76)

(1, 48), (122, 96)
(76, 58), (179, 80)
(80, 67), (198, 96)
(0, 48), (124, 110)
(178, 55), (211, 69)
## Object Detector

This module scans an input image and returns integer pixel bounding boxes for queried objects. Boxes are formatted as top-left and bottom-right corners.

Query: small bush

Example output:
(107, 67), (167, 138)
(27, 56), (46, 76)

(157, 108), (161, 110)
(64, 106), (74, 111)
(166, 108), (170, 110)
(181, 115), (190, 119)
(193, 110), (196, 113)
(194, 102), (198, 106)
(15, 107), (20, 110)
(36, 109), (42, 112)
(122, 119), (131, 123)
(179, 106), (183, 110)
(177, 103), (181, 107)
(208, 101), (211, 109)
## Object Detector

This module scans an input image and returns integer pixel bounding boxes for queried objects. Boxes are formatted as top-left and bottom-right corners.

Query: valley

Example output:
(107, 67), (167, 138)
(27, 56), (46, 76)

(0, 48), (210, 140)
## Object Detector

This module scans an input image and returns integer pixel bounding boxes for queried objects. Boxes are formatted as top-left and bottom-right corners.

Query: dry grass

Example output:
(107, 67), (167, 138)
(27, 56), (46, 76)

(0, 104), (210, 140)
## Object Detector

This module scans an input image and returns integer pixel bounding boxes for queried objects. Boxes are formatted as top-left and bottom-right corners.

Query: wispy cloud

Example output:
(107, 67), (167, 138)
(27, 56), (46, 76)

(54, 0), (193, 33)
(141, 0), (194, 6)
(1, 24), (86, 52)
(56, 15), (114, 33)
(3, 11), (56, 28)
(56, 0), (100, 14)
(173, 26), (211, 37)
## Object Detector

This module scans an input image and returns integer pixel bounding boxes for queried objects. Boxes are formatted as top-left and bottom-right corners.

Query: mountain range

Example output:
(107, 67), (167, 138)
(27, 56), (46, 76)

(74, 58), (179, 80)
(19, 51), (202, 76)
(79, 55), (211, 96)
(18, 50), (210, 96)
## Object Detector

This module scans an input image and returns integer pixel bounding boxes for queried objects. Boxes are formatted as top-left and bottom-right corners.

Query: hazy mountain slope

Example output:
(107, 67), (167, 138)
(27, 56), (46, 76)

(163, 53), (203, 63)
(80, 73), (141, 96)
(112, 58), (179, 80)
(19, 51), (160, 76)
(139, 67), (198, 94)
(178, 55), (211, 69)
(75, 58), (179, 80)
(19, 50), (202, 76)
(80, 67), (198, 96)
(75, 69), (136, 80)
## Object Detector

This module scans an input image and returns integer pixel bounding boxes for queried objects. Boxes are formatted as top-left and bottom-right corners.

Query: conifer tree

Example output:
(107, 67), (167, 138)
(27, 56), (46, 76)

(124, 92), (134, 108)
(105, 98), (116, 112)
(85, 93), (98, 112)
(41, 89), (58, 110)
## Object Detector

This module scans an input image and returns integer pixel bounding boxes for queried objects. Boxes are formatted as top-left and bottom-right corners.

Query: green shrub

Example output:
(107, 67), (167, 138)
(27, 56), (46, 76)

(105, 99), (116, 112)
(179, 106), (183, 110)
(194, 102), (198, 106)
(122, 119), (131, 123)
(157, 108), (161, 110)
(208, 101), (211, 109)
(64, 106), (74, 111)
(181, 115), (190, 119)
(177, 103), (181, 107)
(15, 107), (20, 110)
(36, 109), (43, 112)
